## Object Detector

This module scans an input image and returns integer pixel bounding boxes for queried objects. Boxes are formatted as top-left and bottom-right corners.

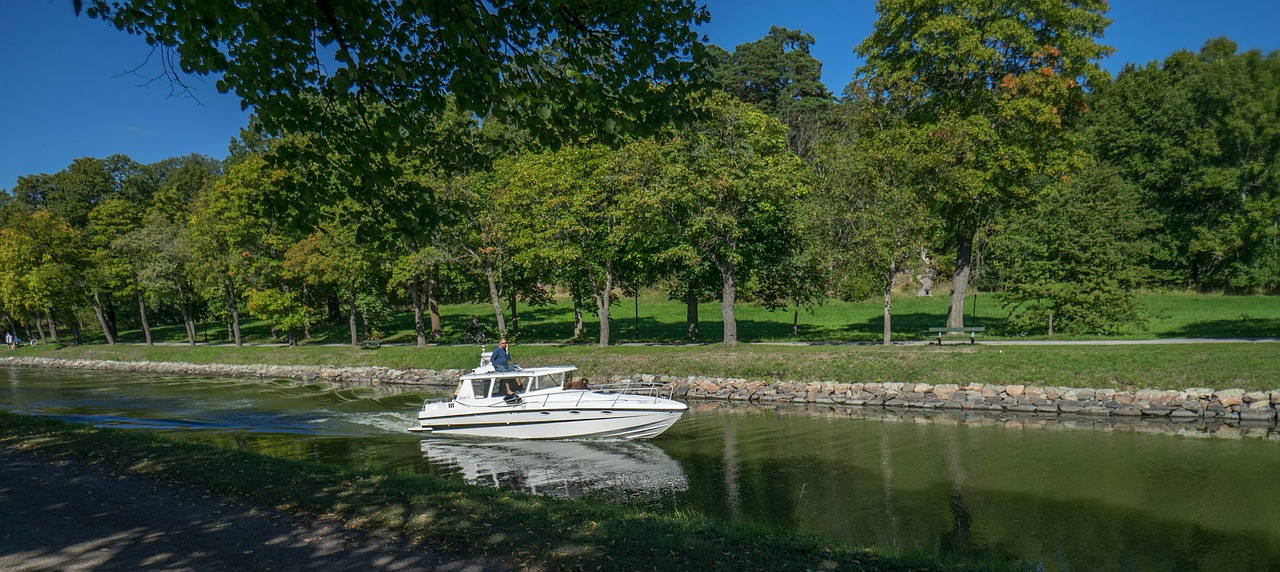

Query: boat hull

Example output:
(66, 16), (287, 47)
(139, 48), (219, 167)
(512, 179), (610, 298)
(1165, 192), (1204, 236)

(410, 406), (685, 440)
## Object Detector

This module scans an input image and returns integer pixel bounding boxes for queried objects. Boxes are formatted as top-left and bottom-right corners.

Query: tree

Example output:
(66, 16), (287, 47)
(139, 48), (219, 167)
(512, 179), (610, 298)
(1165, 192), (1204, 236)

(283, 203), (378, 348)
(991, 165), (1150, 334)
(708, 26), (836, 158)
(499, 142), (660, 346)
(245, 288), (306, 346)
(651, 93), (809, 345)
(87, 198), (145, 343)
(807, 82), (936, 345)
(187, 154), (291, 347)
(80, 1), (709, 156)
(0, 210), (90, 343)
(1089, 39), (1280, 291)
(116, 213), (202, 345)
(855, 0), (1113, 328)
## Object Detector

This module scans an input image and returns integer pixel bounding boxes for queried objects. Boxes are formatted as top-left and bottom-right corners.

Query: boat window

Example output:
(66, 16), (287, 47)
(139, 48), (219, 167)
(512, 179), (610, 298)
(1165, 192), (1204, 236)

(470, 379), (491, 398)
(494, 378), (523, 397)
(561, 371), (574, 388)
(528, 374), (558, 391)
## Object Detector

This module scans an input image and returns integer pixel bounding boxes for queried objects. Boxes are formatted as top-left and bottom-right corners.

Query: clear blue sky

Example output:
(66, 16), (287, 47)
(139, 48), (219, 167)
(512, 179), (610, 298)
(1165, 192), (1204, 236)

(3, 1), (1279, 192)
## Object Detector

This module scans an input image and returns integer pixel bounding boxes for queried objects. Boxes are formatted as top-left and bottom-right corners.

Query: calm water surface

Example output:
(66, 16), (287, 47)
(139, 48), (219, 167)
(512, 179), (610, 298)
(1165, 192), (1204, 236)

(3, 366), (1278, 571)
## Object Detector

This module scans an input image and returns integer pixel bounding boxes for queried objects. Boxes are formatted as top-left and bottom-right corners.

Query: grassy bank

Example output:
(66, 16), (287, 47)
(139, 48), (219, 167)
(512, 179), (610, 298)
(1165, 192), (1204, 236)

(12, 339), (1280, 392)
(0, 412), (1009, 571)
(41, 291), (1280, 346)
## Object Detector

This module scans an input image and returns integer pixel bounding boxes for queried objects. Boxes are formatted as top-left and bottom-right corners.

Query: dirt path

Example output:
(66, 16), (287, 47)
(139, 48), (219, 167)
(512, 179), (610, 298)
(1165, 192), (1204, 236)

(0, 446), (511, 572)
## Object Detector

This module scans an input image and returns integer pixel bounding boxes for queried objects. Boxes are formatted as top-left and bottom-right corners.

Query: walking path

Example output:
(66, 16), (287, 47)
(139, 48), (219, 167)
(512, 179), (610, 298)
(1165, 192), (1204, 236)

(0, 446), (509, 572)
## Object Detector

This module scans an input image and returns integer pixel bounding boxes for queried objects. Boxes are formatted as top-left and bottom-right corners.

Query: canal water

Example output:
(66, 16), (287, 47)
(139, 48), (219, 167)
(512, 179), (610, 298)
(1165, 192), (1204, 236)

(3, 366), (1278, 571)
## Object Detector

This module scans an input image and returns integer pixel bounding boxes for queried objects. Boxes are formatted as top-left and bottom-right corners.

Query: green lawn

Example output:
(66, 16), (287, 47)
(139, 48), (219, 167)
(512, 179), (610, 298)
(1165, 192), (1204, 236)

(16, 337), (1280, 392)
(88, 290), (1280, 346)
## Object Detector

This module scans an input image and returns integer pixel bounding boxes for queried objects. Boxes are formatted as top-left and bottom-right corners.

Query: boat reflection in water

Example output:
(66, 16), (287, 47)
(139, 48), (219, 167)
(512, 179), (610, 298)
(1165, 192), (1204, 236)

(420, 438), (688, 501)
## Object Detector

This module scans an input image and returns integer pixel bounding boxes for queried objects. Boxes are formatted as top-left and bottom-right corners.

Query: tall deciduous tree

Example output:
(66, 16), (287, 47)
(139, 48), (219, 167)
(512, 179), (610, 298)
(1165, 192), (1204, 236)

(856, 0), (1112, 328)
(808, 80), (936, 345)
(188, 154), (289, 347)
(651, 93), (808, 345)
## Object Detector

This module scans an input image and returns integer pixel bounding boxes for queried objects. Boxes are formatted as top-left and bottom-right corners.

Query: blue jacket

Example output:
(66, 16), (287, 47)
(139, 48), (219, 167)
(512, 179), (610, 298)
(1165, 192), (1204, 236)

(491, 345), (510, 368)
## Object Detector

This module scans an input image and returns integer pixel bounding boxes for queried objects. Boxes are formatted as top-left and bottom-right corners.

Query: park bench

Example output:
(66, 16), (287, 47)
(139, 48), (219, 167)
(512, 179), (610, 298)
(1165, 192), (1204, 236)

(927, 326), (985, 345)
(359, 339), (381, 350)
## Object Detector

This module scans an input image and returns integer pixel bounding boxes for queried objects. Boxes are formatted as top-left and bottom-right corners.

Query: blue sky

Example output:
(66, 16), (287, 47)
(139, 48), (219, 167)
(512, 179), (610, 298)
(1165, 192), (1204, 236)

(2, 1), (1279, 192)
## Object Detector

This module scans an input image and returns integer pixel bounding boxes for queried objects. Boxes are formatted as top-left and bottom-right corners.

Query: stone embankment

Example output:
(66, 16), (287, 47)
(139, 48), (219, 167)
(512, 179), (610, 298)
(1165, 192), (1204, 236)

(4, 356), (1277, 424)
(0, 357), (462, 390)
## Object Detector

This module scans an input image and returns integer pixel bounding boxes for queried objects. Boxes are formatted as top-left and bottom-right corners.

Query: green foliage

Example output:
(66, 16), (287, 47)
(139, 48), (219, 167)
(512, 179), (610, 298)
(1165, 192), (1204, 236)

(708, 26), (836, 158)
(354, 292), (392, 340)
(810, 82), (937, 302)
(82, 1), (710, 151)
(855, 0), (1114, 326)
(649, 93), (810, 344)
(0, 209), (88, 319)
(245, 288), (306, 343)
(991, 166), (1150, 334)
(1089, 39), (1280, 291)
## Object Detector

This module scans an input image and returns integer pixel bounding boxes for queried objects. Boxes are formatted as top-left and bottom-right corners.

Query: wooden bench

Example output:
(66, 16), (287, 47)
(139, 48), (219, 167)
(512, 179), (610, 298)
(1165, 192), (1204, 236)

(927, 327), (985, 345)
(359, 339), (382, 350)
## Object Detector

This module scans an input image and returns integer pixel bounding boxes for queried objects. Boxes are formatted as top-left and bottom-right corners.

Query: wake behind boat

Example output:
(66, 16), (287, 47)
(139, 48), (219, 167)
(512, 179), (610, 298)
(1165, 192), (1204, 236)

(408, 350), (687, 440)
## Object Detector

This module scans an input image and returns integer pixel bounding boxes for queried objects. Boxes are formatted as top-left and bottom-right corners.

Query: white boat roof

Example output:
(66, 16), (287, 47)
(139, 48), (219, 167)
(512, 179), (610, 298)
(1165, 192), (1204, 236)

(460, 364), (578, 380)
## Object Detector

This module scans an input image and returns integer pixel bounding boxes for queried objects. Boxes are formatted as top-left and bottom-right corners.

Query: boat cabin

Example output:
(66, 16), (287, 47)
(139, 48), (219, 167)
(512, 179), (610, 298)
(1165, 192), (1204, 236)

(456, 366), (579, 400)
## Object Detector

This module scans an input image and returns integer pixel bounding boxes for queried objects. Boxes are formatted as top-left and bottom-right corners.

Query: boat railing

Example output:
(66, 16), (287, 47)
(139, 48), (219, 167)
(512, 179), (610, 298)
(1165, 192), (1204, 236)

(421, 396), (453, 408)
(588, 380), (678, 402)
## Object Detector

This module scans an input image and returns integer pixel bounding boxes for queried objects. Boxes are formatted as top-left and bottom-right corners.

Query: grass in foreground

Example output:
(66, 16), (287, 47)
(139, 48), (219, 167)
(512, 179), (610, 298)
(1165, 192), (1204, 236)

(12, 340), (1280, 392)
(0, 412), (1013, 571)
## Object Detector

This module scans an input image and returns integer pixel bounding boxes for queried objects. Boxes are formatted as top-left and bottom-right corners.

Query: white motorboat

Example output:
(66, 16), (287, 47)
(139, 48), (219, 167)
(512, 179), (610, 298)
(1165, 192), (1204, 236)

(407, 350), (687, 440)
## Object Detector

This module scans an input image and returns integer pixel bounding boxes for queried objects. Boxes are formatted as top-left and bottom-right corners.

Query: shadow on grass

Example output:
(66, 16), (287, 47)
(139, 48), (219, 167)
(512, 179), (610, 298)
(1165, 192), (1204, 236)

(1164, 318), (1280, 339)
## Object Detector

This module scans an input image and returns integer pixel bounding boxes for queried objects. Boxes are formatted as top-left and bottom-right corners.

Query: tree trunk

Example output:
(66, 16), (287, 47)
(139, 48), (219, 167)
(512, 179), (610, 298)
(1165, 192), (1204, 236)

(45, 308), (59, 342)
(508, 290), (518, 336)
(1, 307), (15, 337)
(686, 292), (699, 340)
(30, 311), (47, 344)
(71, 314), (82, 345)
(793, 300), (800, 338)
(591, 265), (613, 348)
(180, 302), (196, 346)
(409, 278), (427, 347)
(347, 285), (359, 347)
(137, 292), (152, 345)
(105, 298), (119, 340)
(224, 279), (242, 347)
(572, 296), (585, 340)
(946, 233), (974, 329)
(484, 262), (507, 337)
(719, 259), (738, 346)
(91, 291), (116, 345)
(300, 283), (312, 341)
(20, 315), (33, 343)
(428, 265), (442, 339)
(883, 263), (896, 346)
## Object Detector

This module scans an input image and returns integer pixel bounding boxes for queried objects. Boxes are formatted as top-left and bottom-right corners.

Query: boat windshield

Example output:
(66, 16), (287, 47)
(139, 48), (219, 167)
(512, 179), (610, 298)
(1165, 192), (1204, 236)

(468, 370), (575, 397)
(528, 371), (572, 391)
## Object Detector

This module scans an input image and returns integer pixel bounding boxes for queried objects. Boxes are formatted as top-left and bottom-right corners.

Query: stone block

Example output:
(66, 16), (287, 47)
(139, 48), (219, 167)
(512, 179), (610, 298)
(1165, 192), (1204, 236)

(1216, 388), (1245, 407)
